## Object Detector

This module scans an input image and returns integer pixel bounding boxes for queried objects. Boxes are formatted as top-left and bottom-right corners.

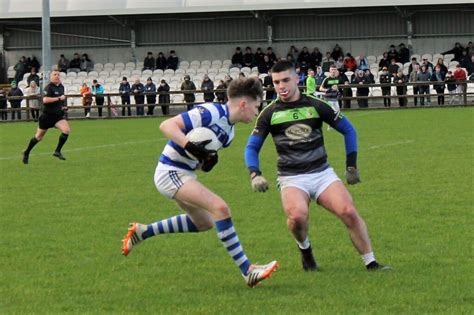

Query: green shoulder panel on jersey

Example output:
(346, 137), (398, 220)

(306, 94), (345, 119)
(270, 107), (319, 125)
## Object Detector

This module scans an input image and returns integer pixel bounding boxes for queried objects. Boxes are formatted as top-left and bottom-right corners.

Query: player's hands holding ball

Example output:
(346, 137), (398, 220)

(184, 140), (218, 172)
(251, 172), (269, 192)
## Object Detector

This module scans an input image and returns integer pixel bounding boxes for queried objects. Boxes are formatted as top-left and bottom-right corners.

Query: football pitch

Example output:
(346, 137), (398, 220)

(1, 107), (473, 314)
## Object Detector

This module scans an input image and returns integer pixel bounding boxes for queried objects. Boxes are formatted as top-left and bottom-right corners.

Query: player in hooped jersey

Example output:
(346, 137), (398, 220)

(122, 78), (277, 287)
(245, 60), (390, 272)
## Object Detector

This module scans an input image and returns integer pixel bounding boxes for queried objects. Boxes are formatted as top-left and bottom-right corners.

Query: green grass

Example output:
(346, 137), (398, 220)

(1, 107), (473, 314)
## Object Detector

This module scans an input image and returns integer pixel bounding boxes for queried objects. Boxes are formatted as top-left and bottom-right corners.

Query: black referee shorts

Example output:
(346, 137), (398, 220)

(38, 112), (65, 130)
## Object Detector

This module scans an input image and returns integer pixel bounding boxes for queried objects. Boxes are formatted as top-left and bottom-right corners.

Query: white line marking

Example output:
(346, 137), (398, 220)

(368, 140), (415, 150)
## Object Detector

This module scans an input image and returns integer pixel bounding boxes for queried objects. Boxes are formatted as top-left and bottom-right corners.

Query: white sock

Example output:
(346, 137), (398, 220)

(296, 237), (311, 250)
(362, 251), (376, 266)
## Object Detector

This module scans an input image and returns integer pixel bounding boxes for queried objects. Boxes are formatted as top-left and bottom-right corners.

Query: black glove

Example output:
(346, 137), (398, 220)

(184, 140), (212, 161)
(345, 167), (361, 185)
(201, 151), (218, 172)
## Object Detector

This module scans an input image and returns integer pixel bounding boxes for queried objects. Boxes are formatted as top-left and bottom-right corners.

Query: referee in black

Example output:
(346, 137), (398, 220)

(22, 70), (71, 164)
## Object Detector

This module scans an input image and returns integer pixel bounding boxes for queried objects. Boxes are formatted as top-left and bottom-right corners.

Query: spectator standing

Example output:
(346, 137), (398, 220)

(352, 70), (370, 108)
(453, 64), (467, 105)
(156, 52), (167, 70)
(357, 54), (369, 71)
(408, 57), (419, 74)
(263, 71), (275, 101)
(434, 58), (448, 75)
(91, 79), (105, 117)
(7, 81), (23, 120)
(445, 71), (457, 105)
(25, 80), (41, 121)
(215, 80), (227, 103)
(58, 54), (69, 73)
(459, 50), (472, 71)
(201, 75), (215, 102)
(416, 65), (431, 105)
(398, 43), (410, 64)
(14, 57), (27, 83)
(80, 82), (92, 117)
(181, 74), (196, 110)
(132, 78), (145, 115)
(157, 79), (170, 115)
(231, 47), (244, 68)
(421, 58), (434, 74)
(388, 58), (400, 77)
(0, 87), (7, 120)
(119, 77), (132, 116)
(379, 67), (392, 107)
(69, 53), (81, 72)
(409, 63), (420, 106)
(305, 69), (316, 95)
(144, 77), (157, 116)
(395, 71), (407, 107)
(431, 66), (446, 105)
(80, 53), (94, 72)
(167, 50), (179, 71)
(27, 68), (40, 87)
(442, 42), (464, 61)
(143, 52), (155, 71)
(340, 71), (353, 109)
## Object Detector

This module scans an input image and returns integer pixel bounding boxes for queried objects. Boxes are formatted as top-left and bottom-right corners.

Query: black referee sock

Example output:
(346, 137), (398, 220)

(25, 137), (39, 154)
(55, 133), (69, 153)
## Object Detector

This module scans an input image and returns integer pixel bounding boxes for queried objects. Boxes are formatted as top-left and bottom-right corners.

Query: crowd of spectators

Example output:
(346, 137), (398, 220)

(2, 41), (474, 121)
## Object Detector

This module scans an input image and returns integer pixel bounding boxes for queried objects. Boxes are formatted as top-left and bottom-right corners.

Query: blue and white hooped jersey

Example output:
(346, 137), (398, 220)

(158, 102), (235, 171)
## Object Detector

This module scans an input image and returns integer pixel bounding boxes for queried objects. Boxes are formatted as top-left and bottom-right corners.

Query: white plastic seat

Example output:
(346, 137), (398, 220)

(211, 59), (222, 67)
(105, 77), (116, 84)
(411, 54), (421, 62)
(93, 63), (104, 71)
(185, 68), (197, 75)
(432, 53), (444, 62)
(153, 69), (164, 76)
(229, 67), (240, 74)
(344, 71), (354, 82)
(115, 62), (125, 69)
(88, 71), (99, 77)
(142, 69), (152, 77)
(190, 60), (200, 68)
(367, 55), (377, 64)
(120, 70), (131, 77)
(66, 72), (77, 78)
(103, 63), (114, 70)
(196, 68), (208, 75)
(77, 71), (88, 78)
(201, 60), (211, 67)
(218, 67), (229, 74)
(98, 70), (109, 77)
(193, 80), (202, 87)
(72, 78), (84, 85)
(172, 94), (184, 103)
(179, 61), (190, 69)
(131, 70), (142, 76)
(241, 67), (251, 74)
(125, 62), (136, 70)
(164, 69), (175, 76)
(136, 61), (144, 69)
(443, 54), (455, 61)
(207, 68), (218, 75)
(222, 59), (232, 67)
(174, 69), (185, 76)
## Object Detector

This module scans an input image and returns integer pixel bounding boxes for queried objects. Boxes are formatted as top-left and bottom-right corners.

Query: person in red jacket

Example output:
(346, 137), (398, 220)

(453, 64), (467, 105)
(343, 53), (357, 72)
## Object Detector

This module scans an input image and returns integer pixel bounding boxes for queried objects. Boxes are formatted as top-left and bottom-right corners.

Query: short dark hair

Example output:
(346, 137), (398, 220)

(227, 77), (263, 101)
(271, 60), (295, 73)
(92, 79), (98, 83)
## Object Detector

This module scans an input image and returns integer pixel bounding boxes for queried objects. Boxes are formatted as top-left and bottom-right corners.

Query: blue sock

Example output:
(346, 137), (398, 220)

(143, 214), (198, 239)
(215, 217), (251, 275)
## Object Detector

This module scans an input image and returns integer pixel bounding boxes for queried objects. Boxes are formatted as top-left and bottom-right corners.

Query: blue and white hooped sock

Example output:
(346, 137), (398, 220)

(143, 214), (198, 239)
(215, 217), (251, 275)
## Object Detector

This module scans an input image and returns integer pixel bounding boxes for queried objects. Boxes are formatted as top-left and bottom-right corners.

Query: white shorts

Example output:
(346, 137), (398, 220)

(154, 163), (197, 199)
(277, 167), (341, 201)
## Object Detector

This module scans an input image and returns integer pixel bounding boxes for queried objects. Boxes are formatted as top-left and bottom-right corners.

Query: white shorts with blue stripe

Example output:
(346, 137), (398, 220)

(154, 162), (197, 199)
